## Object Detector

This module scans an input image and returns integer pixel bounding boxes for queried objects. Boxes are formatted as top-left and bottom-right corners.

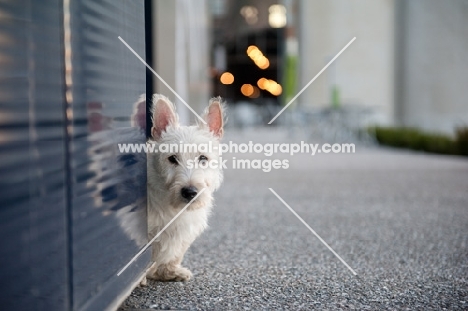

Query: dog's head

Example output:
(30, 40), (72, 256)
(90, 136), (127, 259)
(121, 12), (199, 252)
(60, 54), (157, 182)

(148, 94), (225, 210)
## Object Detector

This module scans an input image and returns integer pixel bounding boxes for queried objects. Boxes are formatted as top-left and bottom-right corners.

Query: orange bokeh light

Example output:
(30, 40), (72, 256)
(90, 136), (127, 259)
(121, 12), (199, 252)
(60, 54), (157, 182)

(246, 46), (270, 69)
(246, 45), (257, 54)
(240, 84), (254, 97)
(270, 83), (282, 96)
(220, 72), (234, 84)
(257, 78), (267, 89)
(255, 57), (270, 69)
(256, 78), (282, 96)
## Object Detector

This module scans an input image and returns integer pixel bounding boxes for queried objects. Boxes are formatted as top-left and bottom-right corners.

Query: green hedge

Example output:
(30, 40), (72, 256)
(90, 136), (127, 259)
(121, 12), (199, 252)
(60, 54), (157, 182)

(369, 126), (468, 156)
(456, 127), (468, 156)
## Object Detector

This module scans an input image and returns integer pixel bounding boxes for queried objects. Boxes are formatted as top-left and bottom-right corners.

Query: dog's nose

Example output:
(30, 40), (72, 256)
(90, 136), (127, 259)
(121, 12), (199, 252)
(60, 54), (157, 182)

(181, 186), (198, 201)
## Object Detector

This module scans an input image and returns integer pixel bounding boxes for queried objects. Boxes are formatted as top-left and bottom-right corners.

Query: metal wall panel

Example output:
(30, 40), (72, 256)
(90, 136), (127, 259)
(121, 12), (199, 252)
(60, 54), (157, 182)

(67, 0), (148, 310)
(0, 1), (69, 310)
(0, 0), (149, 310)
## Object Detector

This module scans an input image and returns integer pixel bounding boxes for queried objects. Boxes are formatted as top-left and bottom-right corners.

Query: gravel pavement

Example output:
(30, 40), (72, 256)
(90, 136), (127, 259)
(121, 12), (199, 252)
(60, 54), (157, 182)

(119, 128), (468, 310)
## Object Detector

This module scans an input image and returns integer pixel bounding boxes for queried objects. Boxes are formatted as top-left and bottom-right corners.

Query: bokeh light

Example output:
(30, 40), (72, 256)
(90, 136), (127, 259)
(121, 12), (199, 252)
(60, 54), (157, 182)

(220, 72), (234, 84)
(257, 78), (282, 96)
(240, 84), (254, 97)
(268, 4), (287, 28)
(246, 45), (270, 70)
(240, 6), (258, 25)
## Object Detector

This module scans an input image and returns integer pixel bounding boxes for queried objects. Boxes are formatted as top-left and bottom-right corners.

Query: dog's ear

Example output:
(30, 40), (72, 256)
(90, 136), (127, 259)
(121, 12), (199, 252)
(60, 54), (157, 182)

(151, 94), (178, 140)
(131, 94), (147, 131)
(203, 97), (225, 139)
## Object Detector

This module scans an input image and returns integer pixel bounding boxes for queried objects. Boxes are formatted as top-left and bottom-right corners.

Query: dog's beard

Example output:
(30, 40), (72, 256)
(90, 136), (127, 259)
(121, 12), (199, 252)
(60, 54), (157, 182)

(169, 191), (212, 211)
(161, 165), (218, 211)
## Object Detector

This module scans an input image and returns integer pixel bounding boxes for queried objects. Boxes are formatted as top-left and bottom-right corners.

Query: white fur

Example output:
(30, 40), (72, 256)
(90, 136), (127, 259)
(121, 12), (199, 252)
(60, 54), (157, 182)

(146, 94), (225, 282)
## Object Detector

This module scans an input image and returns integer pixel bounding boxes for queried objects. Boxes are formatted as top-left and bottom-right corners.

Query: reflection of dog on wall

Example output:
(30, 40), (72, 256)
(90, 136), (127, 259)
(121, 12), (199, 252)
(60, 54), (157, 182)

(87, 96), (148, 247)
(146, 94), (225, 281)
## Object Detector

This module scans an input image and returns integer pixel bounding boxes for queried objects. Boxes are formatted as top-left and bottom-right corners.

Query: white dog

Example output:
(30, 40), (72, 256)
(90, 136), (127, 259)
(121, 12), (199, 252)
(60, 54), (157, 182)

(146, 94), (225, 281)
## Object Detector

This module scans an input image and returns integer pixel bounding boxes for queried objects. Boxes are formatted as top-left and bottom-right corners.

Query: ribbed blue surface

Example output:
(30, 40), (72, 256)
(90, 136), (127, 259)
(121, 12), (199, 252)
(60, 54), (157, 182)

(0, 1), (149, 310)
(0, 1), (68, 310)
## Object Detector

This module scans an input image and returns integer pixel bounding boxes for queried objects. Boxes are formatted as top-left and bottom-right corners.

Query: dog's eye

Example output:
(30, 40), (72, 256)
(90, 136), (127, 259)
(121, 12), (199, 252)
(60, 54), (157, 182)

(168, 155), (178, 165)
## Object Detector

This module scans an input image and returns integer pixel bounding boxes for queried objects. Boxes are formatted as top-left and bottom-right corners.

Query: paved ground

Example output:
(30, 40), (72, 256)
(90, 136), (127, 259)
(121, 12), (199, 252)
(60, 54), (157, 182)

(119, 128), (468, 310)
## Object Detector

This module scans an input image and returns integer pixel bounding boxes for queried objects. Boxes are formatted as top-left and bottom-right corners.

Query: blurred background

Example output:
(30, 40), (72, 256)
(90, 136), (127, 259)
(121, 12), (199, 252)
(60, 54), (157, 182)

(154, 0), (468, 144)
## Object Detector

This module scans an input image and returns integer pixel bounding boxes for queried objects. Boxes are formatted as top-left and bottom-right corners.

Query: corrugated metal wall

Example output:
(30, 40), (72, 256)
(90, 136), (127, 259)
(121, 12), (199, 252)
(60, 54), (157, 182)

(0, 1), (149, 310)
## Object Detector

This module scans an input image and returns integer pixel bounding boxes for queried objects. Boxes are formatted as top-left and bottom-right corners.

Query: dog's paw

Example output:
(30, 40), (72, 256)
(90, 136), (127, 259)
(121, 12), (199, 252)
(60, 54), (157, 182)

(147, 264), (192, 282)
(172, 266), (192, 282)
(139, 276), (148, 287)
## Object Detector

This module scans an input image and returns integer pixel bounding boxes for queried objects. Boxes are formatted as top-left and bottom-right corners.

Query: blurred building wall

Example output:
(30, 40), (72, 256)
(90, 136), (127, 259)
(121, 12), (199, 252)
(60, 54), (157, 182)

(395, 0), (468, 135)
(298, 0), (468, 134)
(154, 0), (211, 124)
(298, 0), (395, 124)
